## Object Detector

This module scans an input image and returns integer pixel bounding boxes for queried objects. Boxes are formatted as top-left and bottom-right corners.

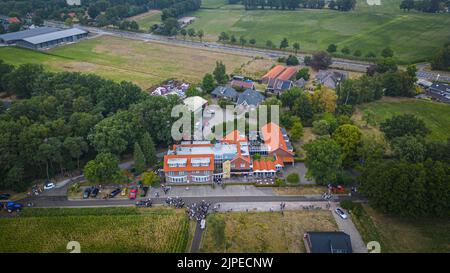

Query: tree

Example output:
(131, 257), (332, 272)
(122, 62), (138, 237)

(400, 0), (415, 11)
(362, 109), (376, 127)
(88, 5), (101, 19)
(292, 92), (314, 126)
(304, 136), (342, 185)
(142, 171), (160, 186)
(380, 114), (429, 140)
(290, 120), (303, 141)
(406, 64), (418, 81)
(431, 44), (450, 71)
(134, 142), (146, 173)
(279, 38), (289, 50)
(293, 42), (300, 54)
(8, 22), (21, 32)
(312, 119), (330, 135)
(140, 132), (156, 167)
(187, 28), (196, 40)
(353, 50), (362, 57)
(249, 38), (256, 45)
(230, 35), (237, 44)
(32, 16), (44, 26)
(197, 29), (204, 42)
(84, 153), (122, 184)
(286, 55), (299, 65)
(63, 136), (88, 169)
(392, 136), (425, 163)
(381, 47), (394, 58)
(180, 28), (187, 39)
(280, 87), (303, 110)
(3, 64), (44, 98)
(266, 40), (274, 48)
(341, 47), (350, 55)
(296, 67), (310, 81)
(239, 36), (247, 47)
(213, 61), (228, 84)
(218, 32), (229, 42)
(202, 73), (216, 93)
(376, 57), (398, 73)
(185, 85), (201, 97)
(310, 87), (337, 113)
(332, 124), (362, 165)
(327, 44), (337, 53)
(310, 51), (332, 70)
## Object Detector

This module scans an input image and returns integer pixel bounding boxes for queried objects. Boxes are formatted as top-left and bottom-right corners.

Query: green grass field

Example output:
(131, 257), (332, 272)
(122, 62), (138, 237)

(189, 0), (450, 63)
(201, 0), (229, 9)
(355, 98), (450, 141)
(356, 205), (450, 253)
(0, 35), (253, 89)
(132, 10), (162, 30)
(0, 207), (190, 253)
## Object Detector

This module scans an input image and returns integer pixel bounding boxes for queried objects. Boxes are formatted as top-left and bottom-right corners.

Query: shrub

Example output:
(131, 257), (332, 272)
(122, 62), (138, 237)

(286, 173), (300, 184)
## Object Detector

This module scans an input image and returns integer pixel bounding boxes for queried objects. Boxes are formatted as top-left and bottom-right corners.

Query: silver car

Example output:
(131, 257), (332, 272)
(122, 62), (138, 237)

(335, 208), (348, 219)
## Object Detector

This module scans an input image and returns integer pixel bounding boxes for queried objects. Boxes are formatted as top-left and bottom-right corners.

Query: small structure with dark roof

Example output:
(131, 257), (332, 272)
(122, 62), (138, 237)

(304, 231), (353, 253)
(211, 86), (239, 101)
(236, 89), (265, 107)
(315, 70), (348, 89)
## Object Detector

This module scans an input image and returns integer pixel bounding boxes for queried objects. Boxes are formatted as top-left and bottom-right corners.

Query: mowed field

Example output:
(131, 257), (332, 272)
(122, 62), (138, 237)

(0, 35), (253, 89)
(199, 211), (338, 252)
(190, 0), (450, 63)
(0, 207), (190, 253)
(131, 9), (162, 30)
(354, 98), (450, 141)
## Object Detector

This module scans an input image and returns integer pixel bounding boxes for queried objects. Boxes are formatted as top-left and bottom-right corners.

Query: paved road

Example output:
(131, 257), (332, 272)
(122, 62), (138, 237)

(331, 203), (368, 253)
(24, 194), (352, 208)
(190, 222), (203, 253)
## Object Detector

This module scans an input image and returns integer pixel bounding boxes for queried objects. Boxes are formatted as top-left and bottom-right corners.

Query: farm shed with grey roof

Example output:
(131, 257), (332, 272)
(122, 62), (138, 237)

(0, 27), (59, 44)
(304, 231), (352, 253)
(211, 86), (239, 101)
(15, 28), (88, 50)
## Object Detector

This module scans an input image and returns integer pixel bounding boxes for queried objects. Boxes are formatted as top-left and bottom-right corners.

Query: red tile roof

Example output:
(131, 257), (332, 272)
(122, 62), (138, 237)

(253, 160), (276, 171)
(223, 130), (248, 142)
(8, 17), (20, 24)
(231, 79), (254, 89)
(262, 65), (286, 80)
(277, 66), (297, 81)
(261, 122), (293, 156)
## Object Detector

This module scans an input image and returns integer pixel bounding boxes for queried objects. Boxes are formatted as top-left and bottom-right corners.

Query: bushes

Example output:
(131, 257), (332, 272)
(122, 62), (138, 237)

(286, 173), (300, 184)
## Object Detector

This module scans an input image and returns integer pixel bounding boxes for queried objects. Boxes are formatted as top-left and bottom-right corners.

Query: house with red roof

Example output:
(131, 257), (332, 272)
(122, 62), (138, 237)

(261, 122), (295, 165)
(8, 17), (20, 24)
(262, 65), (299, 94)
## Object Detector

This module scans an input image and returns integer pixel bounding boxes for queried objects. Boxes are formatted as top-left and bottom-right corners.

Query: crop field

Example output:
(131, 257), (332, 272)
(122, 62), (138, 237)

(354, 98), (450, 141)
(0, 35), (253, 89)
(189, 0), (450, 63)
(0, 207), (190, 253)
(199, 211), (338, 252)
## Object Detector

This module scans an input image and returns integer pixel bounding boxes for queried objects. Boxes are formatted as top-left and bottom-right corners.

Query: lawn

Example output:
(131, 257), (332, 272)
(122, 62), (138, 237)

(199, 211), (338, 252)
(201, 0), (229, 9)
(0, 35), (253, 89)
(354, 204), (450, 253)
(130, 10), (162, 30)
(0, 207), (190, 253)
(354, 98), (450, 141)
(189, 0), (450, 63)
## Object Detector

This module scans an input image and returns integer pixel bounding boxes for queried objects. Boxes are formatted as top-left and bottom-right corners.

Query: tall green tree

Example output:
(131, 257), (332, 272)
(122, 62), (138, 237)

(213, 61), (228, 84)
(84, 153), (121, 184)
(63, 136), (88, 169)
(134, 142), (146, 173)
(380, 114), (429, 140)
(202, 73), (216, 93)
(332, 124), (362, 165)
(279, 38), (289, 50)
(140, 132), (156, 167)
(304, 136), (342, 185)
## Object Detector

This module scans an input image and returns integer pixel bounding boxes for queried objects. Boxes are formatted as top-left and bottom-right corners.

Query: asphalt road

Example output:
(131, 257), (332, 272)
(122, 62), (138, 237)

(190, 222), (203, 253)
(24, 194), (352, 208)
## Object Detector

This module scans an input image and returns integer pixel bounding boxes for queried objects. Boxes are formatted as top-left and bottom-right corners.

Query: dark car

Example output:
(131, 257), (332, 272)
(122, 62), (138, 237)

(91, 188), (99, 198)
(109, 188), (121, 198)
(83, 188), (92, 199)
(6, 202), (22, 213)
(140, 186), (149, 197)
(0, 193), (11, 200)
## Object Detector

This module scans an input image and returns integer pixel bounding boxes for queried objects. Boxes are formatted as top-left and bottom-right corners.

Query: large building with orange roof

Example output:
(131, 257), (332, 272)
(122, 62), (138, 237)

(261, 65), (299, 94)
(261, 122), (295, 165)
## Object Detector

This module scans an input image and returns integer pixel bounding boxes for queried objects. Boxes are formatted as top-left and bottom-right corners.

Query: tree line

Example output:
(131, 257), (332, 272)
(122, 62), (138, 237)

(0, 60), (180, 192)
(400, 0), (450, 13)
(241, 0), (356, 11)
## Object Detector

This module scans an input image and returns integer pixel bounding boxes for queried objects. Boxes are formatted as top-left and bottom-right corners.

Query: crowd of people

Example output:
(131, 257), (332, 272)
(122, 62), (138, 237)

(165, 196), (185, 208)
(186, 200), (210, 221)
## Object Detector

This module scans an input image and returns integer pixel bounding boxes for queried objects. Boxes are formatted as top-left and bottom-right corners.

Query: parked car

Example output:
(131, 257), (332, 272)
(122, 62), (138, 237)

(83, 188), (92, 199)
(200, 219), (206, 230)
(44, 182), (56, 190)
(91, 188), (99, 198)
(129, 188), (137, 200)
(0, 193), (11, 200)
(6, 202), (23, 213)
(140, 186), (149, 197)
(335, 208), (348, 220)
(109, 188), (121, 198)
